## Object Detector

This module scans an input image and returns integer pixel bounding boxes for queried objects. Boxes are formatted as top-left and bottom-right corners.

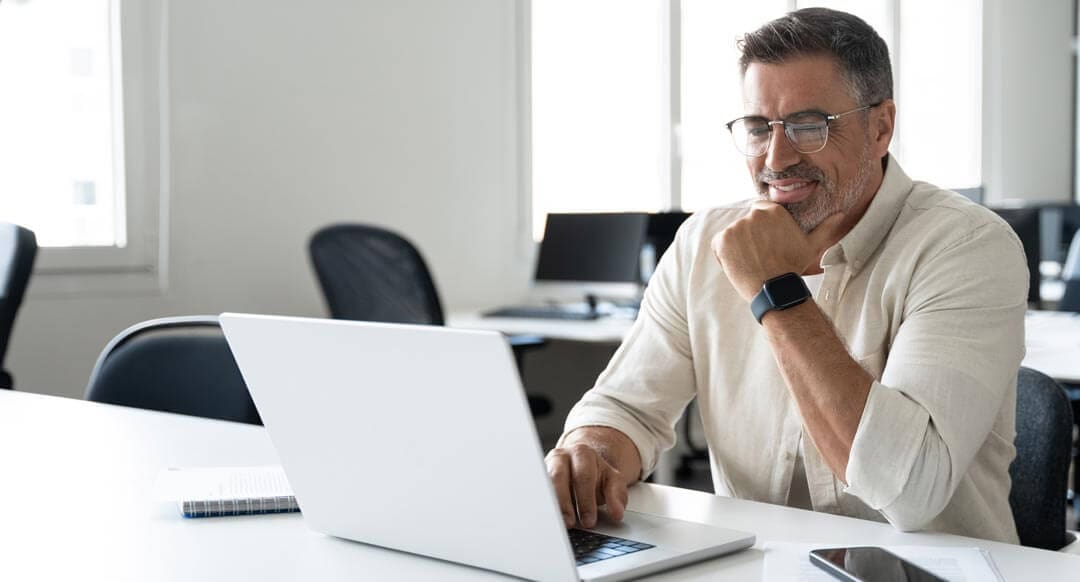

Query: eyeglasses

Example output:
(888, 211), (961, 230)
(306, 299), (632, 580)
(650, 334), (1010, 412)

(725, 103), (880, 157)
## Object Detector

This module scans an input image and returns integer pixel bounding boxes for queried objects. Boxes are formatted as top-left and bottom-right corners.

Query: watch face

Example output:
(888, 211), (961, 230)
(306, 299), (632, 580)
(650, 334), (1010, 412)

(765, 274), (810, 308)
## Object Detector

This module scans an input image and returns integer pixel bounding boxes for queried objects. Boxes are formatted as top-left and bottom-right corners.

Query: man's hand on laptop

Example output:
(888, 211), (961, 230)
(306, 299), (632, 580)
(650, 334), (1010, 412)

(545, 427), (641, 529)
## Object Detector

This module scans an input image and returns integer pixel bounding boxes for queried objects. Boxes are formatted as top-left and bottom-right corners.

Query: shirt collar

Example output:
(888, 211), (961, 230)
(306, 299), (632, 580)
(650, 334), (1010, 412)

(821, 154), (913, 273)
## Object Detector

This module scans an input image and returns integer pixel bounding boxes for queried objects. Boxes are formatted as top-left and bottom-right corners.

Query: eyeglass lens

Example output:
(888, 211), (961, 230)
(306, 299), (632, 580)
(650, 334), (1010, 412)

(732, 112), (829, 156)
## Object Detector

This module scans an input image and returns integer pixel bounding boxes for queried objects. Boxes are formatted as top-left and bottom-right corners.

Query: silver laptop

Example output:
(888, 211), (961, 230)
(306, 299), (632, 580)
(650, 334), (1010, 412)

(220, 313), (754, 582)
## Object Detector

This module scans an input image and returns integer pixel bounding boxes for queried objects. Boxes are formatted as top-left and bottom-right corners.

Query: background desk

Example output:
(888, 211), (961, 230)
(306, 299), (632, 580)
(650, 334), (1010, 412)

(1024, 310), (1080, 383)
(1, 390), (1075, 581)
(448, 311), (633, 343)
(453, 309), (1080, 383)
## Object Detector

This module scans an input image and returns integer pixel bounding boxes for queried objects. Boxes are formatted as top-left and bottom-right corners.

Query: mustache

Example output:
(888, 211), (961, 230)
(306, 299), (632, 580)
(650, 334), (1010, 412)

(756, 163), (825, 186)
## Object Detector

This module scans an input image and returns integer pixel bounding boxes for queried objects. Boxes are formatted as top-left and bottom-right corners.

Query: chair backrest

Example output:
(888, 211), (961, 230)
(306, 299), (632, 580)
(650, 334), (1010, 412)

(1058, 279), (1080, 312)
(0, 223), (38, 389)
(308, 224), (444, 325)
(1061, 229), (1080, 282)
(1009, 366), (1074, 550)
(85, 316), (261, 425)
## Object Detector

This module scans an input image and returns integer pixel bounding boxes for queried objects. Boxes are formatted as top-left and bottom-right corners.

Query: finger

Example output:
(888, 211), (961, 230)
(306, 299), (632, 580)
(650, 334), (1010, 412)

(570, 448), (600, 528)
(750, 199), (780, 211)
(806, 212), (847, 251)
(545, 451), (578, 528)
(710, 232), (725, 265)
(601, 470), (628, 522)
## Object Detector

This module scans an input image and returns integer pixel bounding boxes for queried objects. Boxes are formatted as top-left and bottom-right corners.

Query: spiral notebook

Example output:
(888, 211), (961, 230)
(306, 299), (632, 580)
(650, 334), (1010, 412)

(157, 465), (300, 518)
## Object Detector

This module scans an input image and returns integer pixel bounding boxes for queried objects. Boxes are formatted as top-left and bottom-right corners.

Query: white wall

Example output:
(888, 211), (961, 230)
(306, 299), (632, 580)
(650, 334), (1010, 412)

(8, 0), (534, 398)
(983, 0), (1075, 205)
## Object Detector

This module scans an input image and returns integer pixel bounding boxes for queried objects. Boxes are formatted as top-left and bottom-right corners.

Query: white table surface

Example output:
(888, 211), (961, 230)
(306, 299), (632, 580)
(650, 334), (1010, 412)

(448, 311), (634, 343)
(453, 309), (1080, 384)
(0, 390), (1076, 581)
(1023, 310), (1080, 383)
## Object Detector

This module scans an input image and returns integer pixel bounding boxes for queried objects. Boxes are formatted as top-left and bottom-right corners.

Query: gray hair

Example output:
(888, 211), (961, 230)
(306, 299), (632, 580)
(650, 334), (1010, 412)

(737, 8), (893, 106)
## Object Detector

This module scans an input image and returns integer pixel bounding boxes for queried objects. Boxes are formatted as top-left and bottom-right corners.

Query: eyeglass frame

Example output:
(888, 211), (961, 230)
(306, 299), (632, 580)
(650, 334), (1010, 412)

(725, 102), (883, 157)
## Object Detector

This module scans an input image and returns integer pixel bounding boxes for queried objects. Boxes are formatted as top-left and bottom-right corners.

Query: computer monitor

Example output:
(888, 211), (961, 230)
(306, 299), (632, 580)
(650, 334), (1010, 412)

(535, 212), (649, 283)
(642, 211), (692, 281)
(485, 212), (655, 319)
(531, 212), (649, 304)
(990, 207), (1041, 305)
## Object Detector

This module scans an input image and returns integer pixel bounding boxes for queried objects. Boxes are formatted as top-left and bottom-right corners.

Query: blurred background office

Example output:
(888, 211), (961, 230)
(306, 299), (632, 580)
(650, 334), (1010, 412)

(0, 0), (1077, 451)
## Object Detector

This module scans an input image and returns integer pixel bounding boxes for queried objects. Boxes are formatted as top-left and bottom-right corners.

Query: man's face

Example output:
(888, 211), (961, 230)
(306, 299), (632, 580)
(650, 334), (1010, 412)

(741, 55), (881, 232)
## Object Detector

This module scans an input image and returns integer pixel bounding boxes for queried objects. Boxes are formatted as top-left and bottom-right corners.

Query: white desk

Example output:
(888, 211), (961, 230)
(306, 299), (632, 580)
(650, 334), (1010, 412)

(1024, 310), (1080, 383)
(448, 311), (633, 343)
(453, 310), (1080, 384)
(0, 390), (1075, 580)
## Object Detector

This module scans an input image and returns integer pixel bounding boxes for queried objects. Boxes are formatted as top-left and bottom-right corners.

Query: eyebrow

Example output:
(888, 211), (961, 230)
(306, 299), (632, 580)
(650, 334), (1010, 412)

(742, 108), (830, 120)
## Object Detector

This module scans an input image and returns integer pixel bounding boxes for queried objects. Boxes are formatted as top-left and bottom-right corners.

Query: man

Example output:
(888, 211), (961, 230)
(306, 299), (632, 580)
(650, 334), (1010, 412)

(546, 8), (1026, 544)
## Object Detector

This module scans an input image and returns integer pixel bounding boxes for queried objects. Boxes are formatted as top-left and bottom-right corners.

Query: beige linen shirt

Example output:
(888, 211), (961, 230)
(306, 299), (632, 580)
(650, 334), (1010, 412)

(562, 156), (1027, 543)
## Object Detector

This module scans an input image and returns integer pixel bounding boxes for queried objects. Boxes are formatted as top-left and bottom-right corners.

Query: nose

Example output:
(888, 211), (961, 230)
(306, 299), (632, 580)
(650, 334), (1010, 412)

(763, 124), (800, 171)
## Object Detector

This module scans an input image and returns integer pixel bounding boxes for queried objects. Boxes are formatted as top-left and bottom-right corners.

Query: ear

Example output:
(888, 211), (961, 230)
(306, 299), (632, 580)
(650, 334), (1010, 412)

(870, 99), (896, 158)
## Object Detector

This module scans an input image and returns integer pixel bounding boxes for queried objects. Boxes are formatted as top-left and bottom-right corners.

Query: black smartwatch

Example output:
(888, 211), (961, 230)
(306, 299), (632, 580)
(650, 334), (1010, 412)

(750, 272), (811, 324)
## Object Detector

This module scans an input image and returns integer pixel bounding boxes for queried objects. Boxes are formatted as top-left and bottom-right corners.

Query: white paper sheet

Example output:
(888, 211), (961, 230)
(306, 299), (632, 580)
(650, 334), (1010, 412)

(155, 465), (293, 502)
(761, 542), (1003, 581)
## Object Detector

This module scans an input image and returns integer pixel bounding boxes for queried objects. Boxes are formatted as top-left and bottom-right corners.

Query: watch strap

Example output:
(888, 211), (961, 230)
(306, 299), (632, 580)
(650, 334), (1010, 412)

(750, 287), (774, 324)
(750, 272), (810, 324)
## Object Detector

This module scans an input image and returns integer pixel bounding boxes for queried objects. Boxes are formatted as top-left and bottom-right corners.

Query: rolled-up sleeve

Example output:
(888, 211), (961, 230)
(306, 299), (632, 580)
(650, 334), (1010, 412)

(560, 219), (700, 479)
(843, 221), (1027, 530)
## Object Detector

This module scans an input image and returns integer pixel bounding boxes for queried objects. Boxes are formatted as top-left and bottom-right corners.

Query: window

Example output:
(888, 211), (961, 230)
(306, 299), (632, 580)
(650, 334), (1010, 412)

(531, 1), (982, 229)
(680, 1), (795, 211)
(530, 0), (669, 238)
(0, 0), (164, 283)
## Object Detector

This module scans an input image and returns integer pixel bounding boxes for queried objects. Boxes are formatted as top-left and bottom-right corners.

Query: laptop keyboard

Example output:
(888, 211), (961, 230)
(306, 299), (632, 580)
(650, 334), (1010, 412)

(568, 529), (655, 566)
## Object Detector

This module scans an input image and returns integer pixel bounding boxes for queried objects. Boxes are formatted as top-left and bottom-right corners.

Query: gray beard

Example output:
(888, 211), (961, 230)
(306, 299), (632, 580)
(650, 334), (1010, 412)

(756, 144), (874, 233)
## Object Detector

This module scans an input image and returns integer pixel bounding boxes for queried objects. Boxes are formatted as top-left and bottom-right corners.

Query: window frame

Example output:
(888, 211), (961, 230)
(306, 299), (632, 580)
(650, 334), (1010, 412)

(28, 0), (168, 295)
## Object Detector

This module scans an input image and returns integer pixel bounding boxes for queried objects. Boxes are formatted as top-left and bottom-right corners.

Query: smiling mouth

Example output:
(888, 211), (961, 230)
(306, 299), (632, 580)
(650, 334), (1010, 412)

(766, 180), (818, 204)
(773, 181), (812, 192)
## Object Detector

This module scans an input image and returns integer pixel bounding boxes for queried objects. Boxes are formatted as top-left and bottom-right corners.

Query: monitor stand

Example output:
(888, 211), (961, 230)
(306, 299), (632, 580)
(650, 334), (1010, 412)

(585, 293), (599, 318)
(582, 292), (641, 318)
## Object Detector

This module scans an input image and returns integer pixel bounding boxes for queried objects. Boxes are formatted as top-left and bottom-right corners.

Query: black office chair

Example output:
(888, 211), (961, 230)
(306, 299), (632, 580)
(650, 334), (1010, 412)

(85, 316), (261, 425)
(1009, 366), (1075, 550)
(0, 222), (38, 389)
(309, 223), (446, 325)
(308, 223), (550, 416)
(1058, 280), (1080, 312)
